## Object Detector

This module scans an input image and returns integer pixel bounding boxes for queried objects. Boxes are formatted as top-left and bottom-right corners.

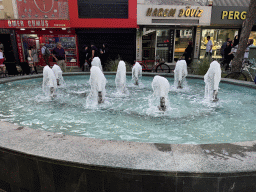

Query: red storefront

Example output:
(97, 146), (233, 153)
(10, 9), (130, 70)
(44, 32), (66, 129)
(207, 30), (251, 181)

(0, 0), (79, 67)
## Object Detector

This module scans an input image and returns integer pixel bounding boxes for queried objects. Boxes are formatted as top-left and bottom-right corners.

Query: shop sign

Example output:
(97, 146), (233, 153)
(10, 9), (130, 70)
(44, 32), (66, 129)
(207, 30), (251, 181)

(14, 0), (69, 20)
(146, 7), (204, 18)
(137, 5), (212, 26)
(221, 11), (247, 20)
(168, 30), (174, 62)
(5, 20), (69, 28)
(211, 6), (249, 25)
(0, 29), (11, 34)
(16, 33), (24, 63)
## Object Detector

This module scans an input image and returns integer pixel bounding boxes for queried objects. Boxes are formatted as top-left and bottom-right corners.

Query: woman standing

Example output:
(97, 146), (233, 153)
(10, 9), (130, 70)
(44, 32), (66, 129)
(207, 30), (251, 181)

(183, 41), (193, 67)
(28, 45), (38, 74)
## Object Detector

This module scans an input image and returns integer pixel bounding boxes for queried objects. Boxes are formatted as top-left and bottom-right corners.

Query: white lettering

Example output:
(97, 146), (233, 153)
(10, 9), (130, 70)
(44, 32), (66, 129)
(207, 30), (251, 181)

(36, 20), (41, 26)
(45, 20), (49, 27)
(8, 20), (12, 27)
(20, 21), (24, 27)
(32, 20), (35, 27)
(12, 21), (16, 26)
(28, 20), (31, 27)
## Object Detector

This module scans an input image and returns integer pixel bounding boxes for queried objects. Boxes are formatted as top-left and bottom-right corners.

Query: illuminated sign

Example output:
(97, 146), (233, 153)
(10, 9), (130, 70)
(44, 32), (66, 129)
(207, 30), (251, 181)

(221, 11), (247, 20)
(146, 6), (204, 18)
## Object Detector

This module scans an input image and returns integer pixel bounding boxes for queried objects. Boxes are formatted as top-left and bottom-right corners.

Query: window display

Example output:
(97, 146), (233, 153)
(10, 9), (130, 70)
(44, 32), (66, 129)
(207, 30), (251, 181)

(200, 29), (239, 59)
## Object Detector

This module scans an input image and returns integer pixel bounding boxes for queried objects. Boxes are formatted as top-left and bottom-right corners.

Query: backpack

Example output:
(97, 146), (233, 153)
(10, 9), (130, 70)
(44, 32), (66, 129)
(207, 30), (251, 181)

(44, 46), (51, 56)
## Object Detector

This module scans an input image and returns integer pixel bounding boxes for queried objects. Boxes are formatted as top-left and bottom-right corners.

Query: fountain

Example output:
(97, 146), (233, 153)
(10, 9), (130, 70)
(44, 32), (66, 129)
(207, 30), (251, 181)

(1, 72), (256, 191)
(52, 64), (65, 86)
(204, 60), (221, 102)
(132, 62), (142, 85)
(87, 66), (106, 105)
(42, 65), (57, 98)
(91, 56), (103, 71)
(174, 60), (188, 89)
(115, 60), (128, 94)
(152, 75), (170, 111)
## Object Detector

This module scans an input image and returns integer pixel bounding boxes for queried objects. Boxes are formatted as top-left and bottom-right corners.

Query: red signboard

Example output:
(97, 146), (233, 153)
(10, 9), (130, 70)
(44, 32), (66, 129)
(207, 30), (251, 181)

(0, 20), (70, 28)
(68, 0), (138, 28)
(16, 33), (24, 63)
(14, 0), (69, 20)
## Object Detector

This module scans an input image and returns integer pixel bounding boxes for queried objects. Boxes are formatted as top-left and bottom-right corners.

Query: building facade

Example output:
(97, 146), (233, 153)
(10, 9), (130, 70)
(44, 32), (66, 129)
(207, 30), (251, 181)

(0, 0), (77, 66)
(136, 0), (212, 63)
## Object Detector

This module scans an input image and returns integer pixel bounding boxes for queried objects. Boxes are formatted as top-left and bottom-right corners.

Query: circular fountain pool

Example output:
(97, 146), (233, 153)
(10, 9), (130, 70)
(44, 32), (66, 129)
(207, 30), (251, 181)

(1, 74), (256, 144)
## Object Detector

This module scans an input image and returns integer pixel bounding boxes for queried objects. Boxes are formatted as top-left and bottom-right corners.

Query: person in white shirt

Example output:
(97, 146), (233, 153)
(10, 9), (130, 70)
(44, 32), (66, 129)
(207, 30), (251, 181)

(205, 36), (213, 59)
(244, 39), (254, 61)
(0, 48), (5, 74)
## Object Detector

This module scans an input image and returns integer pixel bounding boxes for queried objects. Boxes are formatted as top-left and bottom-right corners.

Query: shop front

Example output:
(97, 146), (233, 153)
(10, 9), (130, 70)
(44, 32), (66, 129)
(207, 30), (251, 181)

(137, 4), (212, 63)
(69, 0), (138, 67)
(1, 19), (78, 67)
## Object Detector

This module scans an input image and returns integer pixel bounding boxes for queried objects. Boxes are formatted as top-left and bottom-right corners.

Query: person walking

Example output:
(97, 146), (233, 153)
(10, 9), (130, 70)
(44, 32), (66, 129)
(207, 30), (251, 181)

(0, 48), (6, 75)
(81, 44), (90, 71)
(223, 41), (233, 71)
(100, 43), (108, 70)
(205, 36), (213, 59)
(182, 41), (193, 67)
(220, 38), (231, 61)
(52, 42), (66, 72)
(244, 39), (254, 62)
(90, 42), (98, 62)
(28, 45), (38, 74)
(41, 43), (51, 66)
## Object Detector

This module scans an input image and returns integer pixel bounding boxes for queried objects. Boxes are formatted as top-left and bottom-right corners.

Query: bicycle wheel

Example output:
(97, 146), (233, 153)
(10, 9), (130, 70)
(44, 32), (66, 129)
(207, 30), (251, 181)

(225, 72), (247, 81)
(155, 64), (170, 73)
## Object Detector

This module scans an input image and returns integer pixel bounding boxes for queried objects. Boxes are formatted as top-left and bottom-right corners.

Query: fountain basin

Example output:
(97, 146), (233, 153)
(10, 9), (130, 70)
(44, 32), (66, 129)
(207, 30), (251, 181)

(0, 73), (256, 192)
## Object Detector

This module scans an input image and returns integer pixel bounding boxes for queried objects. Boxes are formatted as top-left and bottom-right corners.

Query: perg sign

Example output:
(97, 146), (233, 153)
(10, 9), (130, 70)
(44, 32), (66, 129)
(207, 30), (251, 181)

(222, 11), (247, 20)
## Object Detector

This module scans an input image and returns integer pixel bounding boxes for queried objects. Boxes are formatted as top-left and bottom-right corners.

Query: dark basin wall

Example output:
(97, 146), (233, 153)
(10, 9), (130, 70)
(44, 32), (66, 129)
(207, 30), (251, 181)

(1, 147), (256, 192)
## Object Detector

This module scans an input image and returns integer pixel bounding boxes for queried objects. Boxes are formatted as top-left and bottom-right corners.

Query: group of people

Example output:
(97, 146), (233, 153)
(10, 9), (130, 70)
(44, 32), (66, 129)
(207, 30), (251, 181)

(220, 36), (254, 70)
(81, 43), (108, 71)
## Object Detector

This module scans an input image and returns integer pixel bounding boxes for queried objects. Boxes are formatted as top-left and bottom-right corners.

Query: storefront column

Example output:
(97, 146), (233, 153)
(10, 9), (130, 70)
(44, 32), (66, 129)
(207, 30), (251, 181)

(136, 28), (143, 61)
(194, 27), (201, 60)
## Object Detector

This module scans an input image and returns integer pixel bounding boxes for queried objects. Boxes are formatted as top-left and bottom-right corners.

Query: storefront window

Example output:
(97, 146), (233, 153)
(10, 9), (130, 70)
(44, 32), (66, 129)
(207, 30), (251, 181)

(249, 32), (256, 46)
(200, 29), (239, 59)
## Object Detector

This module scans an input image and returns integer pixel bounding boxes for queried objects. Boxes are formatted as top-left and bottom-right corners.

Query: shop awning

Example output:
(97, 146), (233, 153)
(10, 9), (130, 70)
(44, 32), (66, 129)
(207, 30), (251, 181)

(213, 0), (249, 7)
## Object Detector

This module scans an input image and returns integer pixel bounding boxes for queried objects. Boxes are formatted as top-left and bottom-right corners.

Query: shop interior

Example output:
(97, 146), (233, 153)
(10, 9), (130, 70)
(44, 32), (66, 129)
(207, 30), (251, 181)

(21, 34), (77, 66)
(200, 29), (239, 59)
(0, 34), (16, 63)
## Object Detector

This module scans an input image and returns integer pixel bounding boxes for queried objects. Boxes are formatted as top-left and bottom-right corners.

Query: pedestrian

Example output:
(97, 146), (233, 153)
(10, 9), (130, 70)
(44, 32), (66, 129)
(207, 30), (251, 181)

(182, 41), (193, 67)
(220, 38), (231, 61)
(90, 42), (98, 62)
(81, 44), (90, 71)
(100, 43), (108, 70)
(28, 45), (38, 74)
(223, 41), (233, 70)
(0, 48), (5, 75)
(205, 36), (213, 59)
(244, 39), (254, 62)
(41, 43), (51, 66)
(233, 35), (239, 47)
(52, 42), (67, 72)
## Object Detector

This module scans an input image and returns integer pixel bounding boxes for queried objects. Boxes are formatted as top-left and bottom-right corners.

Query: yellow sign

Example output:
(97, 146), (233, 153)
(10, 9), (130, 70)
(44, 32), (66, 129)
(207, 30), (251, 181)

(222, 11), (247, 20)
(146, 7), (203, 18)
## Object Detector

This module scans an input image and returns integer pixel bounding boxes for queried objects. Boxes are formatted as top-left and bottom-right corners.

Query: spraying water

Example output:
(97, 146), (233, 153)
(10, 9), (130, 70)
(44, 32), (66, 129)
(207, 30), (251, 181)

(115, 60), (128, 94)
(132, 62), (142, 85)
(91, 57), (103, 71)
(204, 61), (221, 102)
(152, 75), (170, 111)
(174, 60), (188, 89)
(52, 64), (65, 86)
(87, 66), (107, 106)
(42, 65), (57, 98)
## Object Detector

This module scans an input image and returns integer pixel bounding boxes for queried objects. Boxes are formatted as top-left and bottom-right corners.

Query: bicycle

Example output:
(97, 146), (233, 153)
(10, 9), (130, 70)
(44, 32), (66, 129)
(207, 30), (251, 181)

(224, 59), (256, 81)
(136, 59), (171, 73)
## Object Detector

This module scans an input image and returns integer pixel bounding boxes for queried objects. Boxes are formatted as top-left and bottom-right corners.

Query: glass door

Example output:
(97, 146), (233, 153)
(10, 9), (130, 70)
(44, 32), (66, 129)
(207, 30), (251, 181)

(174, 29), (193, 61)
